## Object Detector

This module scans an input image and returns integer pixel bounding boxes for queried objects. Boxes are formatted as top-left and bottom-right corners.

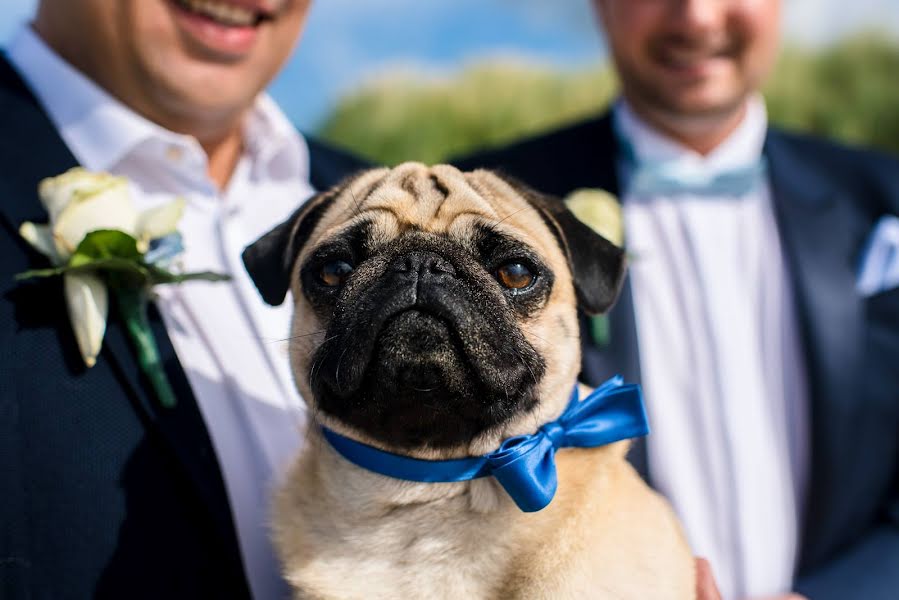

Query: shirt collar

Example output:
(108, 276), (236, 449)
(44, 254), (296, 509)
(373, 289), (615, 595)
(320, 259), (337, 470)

(7, 24), (308, 184)
(243, 93), (309, 183)
(612, 94), (768, 173)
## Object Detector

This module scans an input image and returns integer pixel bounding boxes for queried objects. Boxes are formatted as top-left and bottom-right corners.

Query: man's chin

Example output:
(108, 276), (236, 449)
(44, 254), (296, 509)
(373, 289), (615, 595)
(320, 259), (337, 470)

(141, 61), (260, 126)
(676, 97), (746, 120)
(640, 82), (750, 127)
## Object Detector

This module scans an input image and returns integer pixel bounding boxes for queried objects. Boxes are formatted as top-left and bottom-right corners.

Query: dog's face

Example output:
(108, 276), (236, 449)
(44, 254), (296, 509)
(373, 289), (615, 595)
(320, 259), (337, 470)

(243, 163), (624, 456)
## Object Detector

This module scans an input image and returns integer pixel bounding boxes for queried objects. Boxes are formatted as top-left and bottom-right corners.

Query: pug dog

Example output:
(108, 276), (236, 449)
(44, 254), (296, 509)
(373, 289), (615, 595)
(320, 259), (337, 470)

(242, 163), (693, 599)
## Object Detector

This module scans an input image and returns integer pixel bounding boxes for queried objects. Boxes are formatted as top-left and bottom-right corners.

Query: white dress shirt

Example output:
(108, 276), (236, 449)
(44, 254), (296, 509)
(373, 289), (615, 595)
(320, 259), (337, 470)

(615, 99), (810, 599)
(9, 26), (315, 600)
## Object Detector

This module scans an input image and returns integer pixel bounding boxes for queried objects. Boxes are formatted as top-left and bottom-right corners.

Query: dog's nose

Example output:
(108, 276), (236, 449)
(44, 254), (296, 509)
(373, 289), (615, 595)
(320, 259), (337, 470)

(389, 251), (457, 280)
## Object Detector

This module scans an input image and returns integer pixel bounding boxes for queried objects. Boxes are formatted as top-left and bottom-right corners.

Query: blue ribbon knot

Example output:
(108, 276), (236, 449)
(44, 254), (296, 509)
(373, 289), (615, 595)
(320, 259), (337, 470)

(321, 376), (649, 512)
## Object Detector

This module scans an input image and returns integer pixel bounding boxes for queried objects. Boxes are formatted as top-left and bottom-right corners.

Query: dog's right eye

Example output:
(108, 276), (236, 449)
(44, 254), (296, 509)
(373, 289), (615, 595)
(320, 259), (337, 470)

(496, 262), (535, 290)
(318, 260), (354, 287)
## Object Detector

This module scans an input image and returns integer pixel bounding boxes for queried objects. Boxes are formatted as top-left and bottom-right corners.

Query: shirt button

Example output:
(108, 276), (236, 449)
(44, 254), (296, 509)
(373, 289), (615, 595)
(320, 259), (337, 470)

(165, 145), (185, 162)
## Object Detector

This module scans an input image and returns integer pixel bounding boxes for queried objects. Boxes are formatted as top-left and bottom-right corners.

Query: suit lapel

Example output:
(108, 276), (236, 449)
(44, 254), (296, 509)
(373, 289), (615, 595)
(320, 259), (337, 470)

(0, 55), (243, 561)
(557, 114), (649, 478)
(764, 130), (867, 569)
(552, 115), (643, 380)
(98, 311), (244, 556)
(557, 114), (639, 390)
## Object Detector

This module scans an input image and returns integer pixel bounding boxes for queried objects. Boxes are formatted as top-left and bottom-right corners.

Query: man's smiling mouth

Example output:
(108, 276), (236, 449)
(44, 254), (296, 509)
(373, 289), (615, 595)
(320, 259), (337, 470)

(650, 35), (740, 73)
(171, 0), (272, 28)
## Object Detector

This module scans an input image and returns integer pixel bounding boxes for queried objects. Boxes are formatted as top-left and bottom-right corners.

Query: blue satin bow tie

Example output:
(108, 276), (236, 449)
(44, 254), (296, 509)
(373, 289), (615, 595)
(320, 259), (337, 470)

(321, 376), (649, 512)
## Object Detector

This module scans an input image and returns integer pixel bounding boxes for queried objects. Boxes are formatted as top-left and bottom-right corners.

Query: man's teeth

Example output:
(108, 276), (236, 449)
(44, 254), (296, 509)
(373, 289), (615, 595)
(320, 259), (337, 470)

(178, 0), (258, 27)
(664, 49), (720, 67)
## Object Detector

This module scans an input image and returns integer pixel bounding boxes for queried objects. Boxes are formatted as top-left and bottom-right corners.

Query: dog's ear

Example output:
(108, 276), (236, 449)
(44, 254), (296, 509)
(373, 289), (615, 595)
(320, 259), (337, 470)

(242, 188), (340, 306)
(501, 175), (626, 315)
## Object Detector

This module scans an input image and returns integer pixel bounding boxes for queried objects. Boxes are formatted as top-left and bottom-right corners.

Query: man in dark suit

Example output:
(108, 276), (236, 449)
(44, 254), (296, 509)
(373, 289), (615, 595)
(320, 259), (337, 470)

(457, 1), (898, 599)
(0, 1), (365, 598)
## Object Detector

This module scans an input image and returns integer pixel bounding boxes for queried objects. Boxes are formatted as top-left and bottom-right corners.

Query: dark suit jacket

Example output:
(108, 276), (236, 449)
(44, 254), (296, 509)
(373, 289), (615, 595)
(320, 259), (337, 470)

(0, 55), (367, 599)
(455, 112), (899, 599)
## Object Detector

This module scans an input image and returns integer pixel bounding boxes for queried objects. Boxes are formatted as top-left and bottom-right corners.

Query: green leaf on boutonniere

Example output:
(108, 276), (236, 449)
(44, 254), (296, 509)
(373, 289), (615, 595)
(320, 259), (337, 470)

(15, 258), (151, 281)
(17, 230), (144, 280)
(17, 229), (230, 287)
(145, 266), (231, 285)
(74, 229), (143, 261)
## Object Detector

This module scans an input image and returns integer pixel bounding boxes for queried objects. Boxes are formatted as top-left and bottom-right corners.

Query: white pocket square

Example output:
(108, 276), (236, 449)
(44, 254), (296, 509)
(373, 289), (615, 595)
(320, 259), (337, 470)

(857, 214), (899, 297)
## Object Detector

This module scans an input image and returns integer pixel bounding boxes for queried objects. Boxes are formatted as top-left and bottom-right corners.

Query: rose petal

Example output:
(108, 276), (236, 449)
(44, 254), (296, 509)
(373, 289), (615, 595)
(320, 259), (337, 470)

(136, 198), (186, 242)
(39, 168), (122, 222)
(64, 272), (108, 368)
(564, 188), (624, 247)
(19, 222), (62, 264)
(52, 181), (139, 259)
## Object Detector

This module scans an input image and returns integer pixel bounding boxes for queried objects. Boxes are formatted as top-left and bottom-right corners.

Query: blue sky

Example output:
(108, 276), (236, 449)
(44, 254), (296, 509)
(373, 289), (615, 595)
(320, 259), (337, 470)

(2, 0), (897, 130)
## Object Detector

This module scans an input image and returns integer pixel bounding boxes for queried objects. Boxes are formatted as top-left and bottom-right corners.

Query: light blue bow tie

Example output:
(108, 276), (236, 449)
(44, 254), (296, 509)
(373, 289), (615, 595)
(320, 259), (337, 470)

(628, 158), (768, 197)
(615, 123), (767, 198)
(321, 376), (649, 512)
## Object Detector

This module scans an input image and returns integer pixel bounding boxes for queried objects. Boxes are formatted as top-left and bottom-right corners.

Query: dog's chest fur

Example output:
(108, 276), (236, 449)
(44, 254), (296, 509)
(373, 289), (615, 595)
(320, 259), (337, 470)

(274, 439), (694, 600)
(275, 444), (522, 600)
(297, 504), (513, 599)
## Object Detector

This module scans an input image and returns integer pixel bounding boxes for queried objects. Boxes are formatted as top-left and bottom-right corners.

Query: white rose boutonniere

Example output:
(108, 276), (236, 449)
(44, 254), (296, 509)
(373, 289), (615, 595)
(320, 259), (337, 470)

(564, 188), (623, 247)
(17, 167), (228, 407)
(564, 188), (624, 349)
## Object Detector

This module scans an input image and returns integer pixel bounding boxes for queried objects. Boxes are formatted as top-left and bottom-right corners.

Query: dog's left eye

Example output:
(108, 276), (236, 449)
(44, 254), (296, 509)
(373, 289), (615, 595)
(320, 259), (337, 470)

(318, 260), (354, 287)
(496, 262), (535, 290)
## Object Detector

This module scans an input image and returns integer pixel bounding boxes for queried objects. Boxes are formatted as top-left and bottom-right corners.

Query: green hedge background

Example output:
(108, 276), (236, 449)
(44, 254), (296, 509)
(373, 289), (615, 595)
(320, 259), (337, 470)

(316, 34), (899, 165)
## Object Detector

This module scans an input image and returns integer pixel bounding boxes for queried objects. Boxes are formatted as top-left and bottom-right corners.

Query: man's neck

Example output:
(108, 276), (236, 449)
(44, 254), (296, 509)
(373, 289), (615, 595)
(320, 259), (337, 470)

(200, 127), (244, 191)
(623, 94), (750, 156)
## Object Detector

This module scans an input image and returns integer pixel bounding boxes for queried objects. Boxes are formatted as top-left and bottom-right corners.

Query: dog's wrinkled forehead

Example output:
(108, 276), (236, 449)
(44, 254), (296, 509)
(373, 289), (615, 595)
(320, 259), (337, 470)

(314, 163), (548, 251)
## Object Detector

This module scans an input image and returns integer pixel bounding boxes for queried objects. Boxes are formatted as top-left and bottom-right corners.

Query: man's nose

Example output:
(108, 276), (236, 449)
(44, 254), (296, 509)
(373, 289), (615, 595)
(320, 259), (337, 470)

(671, 0), (726, 33)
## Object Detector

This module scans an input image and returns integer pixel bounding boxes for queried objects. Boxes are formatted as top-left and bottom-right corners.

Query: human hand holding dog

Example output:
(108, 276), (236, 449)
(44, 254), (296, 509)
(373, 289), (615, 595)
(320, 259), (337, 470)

(696, 558), (723, 600)
(696, 557), (808, 600)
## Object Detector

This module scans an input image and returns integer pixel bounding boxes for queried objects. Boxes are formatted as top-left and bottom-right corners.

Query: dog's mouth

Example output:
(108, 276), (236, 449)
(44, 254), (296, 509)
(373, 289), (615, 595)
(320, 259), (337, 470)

(310, 299), (543, 450)
(313, 306), (494, 449)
